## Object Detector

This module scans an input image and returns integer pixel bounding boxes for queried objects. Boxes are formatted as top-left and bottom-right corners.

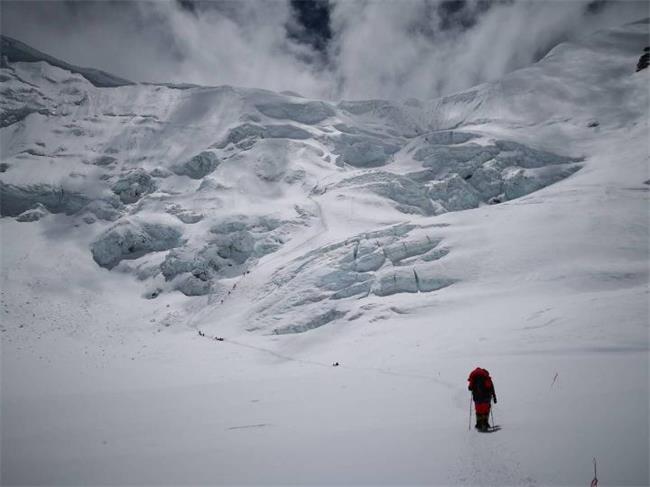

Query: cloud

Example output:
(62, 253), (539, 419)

(0, 0), (334, 96)
(1, 0), (647, 100)
(138, 1), (335, 95)
(329, 0), (648, 99)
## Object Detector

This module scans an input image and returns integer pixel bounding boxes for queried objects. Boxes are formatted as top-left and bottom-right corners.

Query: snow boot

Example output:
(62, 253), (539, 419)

(476, 414), (490, 431)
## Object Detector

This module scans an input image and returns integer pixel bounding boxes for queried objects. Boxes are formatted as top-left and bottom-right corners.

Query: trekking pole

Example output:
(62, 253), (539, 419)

(468, 395), (473, 431)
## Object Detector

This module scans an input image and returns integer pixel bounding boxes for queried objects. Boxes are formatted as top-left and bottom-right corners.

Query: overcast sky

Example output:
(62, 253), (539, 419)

(1, 0), (647, 100)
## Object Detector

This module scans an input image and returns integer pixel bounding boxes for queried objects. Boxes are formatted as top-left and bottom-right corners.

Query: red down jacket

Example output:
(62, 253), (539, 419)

(468, 367), (497, 413)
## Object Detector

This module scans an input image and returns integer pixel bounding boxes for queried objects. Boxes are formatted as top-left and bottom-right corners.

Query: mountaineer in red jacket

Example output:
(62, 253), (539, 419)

(468, 367), (497, 432)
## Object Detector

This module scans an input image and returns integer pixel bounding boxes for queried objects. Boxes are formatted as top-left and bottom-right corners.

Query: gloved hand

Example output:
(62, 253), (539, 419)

(494, 397), (497, 404)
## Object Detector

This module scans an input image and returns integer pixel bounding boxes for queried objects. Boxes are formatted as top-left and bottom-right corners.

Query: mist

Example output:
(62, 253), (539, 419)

(1, 0), (647, 100)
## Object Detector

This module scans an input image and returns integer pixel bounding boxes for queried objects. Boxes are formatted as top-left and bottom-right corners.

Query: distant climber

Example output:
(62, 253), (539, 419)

(332, 362), (340, 367)
(468, 367), (497, 432)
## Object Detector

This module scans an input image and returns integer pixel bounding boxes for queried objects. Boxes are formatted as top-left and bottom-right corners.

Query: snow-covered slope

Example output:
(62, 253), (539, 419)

(1, 20), (648, 486)
(1, 35), (134, 88)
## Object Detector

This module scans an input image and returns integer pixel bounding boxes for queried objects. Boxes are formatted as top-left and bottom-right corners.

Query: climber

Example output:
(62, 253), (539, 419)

(468, 367), (497, 432)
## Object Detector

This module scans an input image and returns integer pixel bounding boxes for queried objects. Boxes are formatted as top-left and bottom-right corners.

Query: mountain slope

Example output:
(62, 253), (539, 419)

(1, 20), (648, 486)
(1, 35), (134, 88)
